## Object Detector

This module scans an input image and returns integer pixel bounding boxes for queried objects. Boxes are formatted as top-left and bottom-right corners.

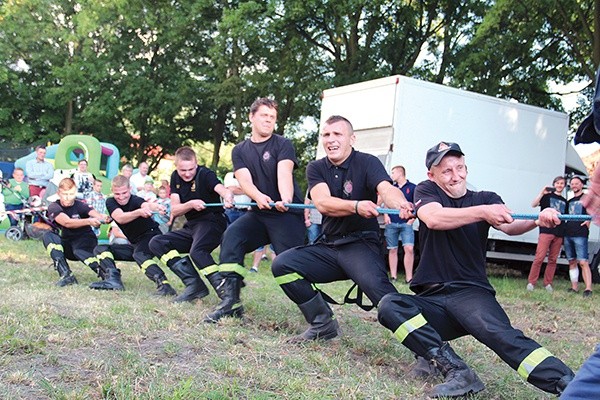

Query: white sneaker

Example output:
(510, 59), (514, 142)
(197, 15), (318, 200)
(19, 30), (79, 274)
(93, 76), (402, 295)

(526, 283), (534, 291)
(545, 284), (553, 293)
(250, 267), (258, 273)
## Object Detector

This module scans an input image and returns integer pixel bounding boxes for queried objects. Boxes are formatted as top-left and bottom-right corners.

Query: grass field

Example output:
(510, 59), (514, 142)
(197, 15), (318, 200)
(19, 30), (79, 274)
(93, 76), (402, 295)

(0, 236), (598, 399)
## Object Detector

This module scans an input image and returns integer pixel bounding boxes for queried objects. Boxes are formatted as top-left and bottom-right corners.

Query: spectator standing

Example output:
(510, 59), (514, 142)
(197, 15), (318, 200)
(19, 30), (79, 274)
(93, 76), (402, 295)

(564, 176), (593, 297)
(87, 179), (107, 237)
(223, 171), (251, 225)
(137, 178), (157, 202)
(527, 176), (567, 292)
(304, 196), (322, 244)
(130, 161), (150, 193)
(153, 186), (171, 233)
(26, 145), (54, 199)
(121, 164), (137, 195)
(71, 159), (95, 201)
(382, 165), (416, 282)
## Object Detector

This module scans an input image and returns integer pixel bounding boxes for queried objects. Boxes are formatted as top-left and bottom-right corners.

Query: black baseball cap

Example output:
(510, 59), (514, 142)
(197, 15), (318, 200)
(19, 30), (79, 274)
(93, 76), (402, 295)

(425, 142), (464, 170)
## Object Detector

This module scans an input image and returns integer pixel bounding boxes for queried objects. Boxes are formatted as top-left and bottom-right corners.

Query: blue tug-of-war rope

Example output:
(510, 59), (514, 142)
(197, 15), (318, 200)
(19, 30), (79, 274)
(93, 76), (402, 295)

(200, 202), (593, 221)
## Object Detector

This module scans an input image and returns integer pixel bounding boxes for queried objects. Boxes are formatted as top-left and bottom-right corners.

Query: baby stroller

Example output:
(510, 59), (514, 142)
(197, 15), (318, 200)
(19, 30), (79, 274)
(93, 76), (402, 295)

(1, 178), (56, 241)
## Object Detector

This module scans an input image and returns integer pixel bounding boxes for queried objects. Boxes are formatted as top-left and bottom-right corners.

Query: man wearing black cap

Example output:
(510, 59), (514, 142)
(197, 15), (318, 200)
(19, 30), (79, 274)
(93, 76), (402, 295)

(377, 141), (574, 398)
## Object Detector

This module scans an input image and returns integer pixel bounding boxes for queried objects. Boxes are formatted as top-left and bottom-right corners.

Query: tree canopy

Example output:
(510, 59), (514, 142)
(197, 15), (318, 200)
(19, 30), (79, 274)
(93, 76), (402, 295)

(1, 0), (598, 174)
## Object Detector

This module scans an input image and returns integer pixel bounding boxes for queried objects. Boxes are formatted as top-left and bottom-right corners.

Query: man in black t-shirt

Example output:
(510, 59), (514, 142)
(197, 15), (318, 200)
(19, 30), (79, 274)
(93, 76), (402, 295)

(377, 142), (574, 398)
(149, 147), (233, 303)
(90, 175), (177, 295)
(271, 115), (411, 342)
(204, 98), (306, 323)
(42, 178), (116, 288)
(564, 176), (593, 296)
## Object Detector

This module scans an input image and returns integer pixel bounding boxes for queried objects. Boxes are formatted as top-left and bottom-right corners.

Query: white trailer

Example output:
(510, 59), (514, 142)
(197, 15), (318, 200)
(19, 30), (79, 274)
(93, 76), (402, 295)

(318, 75), (598, 270)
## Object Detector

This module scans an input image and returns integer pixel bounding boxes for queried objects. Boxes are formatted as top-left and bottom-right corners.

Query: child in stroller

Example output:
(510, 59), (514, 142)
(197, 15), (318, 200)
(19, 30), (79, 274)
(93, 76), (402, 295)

(1, 177), (56, 241)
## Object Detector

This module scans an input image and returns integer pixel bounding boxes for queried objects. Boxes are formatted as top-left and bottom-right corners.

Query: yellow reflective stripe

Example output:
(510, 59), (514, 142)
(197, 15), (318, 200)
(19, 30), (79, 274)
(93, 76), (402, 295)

(160, 250), (180, 265)
(517, 347), (553, 380)
(218, 263), (247, 277)
(96, 251), (114, 261)
(393, 314), (428, 343)
(46, 243), (63, 255)
(274, 272), (303, 286)
(201, 264), (219, 276)
(83, 256), (99, 266)
(140, 259), (155, 273)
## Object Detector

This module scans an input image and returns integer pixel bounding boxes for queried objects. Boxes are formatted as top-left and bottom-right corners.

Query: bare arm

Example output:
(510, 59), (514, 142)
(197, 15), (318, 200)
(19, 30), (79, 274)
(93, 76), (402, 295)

(377, 181), (413, 220)
(236, 168), (272, 209)
(531, 187), (551, 207)
(110, 201), (163, 225)
(417, 202), (514, 231)
(54, 209), (106, 229)
(214, 183), (234, 208)
(310, 181), (381, 217)
(169, 193), (204, 218)
(276, 160), (295, 210)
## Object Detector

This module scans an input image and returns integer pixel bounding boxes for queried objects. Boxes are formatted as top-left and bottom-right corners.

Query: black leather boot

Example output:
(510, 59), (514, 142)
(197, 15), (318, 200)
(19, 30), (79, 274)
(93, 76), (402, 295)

(89, 267), (125, 290)
(426, 343), (485, 398)
(203, 274), (244, 323)
(170, 257), (209, 303)
(287, 292), (341, 343)
(54, 258), (77, 287)
(206, 272), (225, 299)
(152, 274), (177, 296)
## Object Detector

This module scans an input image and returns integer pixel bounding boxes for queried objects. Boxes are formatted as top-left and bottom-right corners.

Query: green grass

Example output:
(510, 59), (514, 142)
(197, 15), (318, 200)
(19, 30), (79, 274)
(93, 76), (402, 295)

(0, 237), (598, 399)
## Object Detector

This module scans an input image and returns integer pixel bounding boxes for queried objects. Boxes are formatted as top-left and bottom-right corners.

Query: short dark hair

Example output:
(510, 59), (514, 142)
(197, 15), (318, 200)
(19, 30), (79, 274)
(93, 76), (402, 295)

(553, 176), (565, 184)
(250, 98), (278, 115)
(324, 115), (354, 132)
(35, 145), (46, 151)
(174, 146), (197, 163)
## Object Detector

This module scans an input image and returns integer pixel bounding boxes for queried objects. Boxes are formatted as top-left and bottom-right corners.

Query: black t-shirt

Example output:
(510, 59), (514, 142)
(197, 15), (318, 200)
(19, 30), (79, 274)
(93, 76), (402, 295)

(232, 134), (303, 212)
(306, 149), (391, 236)
(538, 192), (567, 236)
(170, 165), (222, 220)
(412, 180), (503, 291)
(565, 194), (589, 238)
(47, 200), (95, 239)
(106, 195), (159, 244)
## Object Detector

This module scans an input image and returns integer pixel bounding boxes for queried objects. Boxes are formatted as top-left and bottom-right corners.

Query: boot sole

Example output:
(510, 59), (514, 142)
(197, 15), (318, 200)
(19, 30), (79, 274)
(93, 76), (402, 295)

(173, 289), (210, 303)
(428, 381), (485, 398)
(203, 306), (244, 323)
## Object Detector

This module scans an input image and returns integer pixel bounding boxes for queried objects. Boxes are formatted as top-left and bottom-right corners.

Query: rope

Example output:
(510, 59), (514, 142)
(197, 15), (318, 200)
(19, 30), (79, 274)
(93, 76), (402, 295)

(203, 202), (593, 221)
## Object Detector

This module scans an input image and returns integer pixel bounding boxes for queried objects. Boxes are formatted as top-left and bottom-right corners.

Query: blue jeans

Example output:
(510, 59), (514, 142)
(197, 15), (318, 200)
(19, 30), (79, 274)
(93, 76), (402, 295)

(306, 223), (322, 244)
(384, 222), (414, 248)
(563, 236), (589, 261)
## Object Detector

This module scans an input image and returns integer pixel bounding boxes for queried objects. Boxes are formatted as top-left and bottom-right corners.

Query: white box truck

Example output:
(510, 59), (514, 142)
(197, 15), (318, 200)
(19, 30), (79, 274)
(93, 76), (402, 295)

(317, 75), (599, 273)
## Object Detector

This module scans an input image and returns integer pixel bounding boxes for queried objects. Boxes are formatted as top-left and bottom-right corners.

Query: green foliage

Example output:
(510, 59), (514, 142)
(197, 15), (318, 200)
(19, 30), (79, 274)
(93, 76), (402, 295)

(0, 0), (597, 169)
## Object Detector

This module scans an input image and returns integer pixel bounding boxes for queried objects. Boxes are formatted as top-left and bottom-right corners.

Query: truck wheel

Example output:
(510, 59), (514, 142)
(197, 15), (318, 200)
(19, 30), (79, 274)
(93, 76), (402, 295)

(591, 251), (600, 284)
(5, 226), (24, 241)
